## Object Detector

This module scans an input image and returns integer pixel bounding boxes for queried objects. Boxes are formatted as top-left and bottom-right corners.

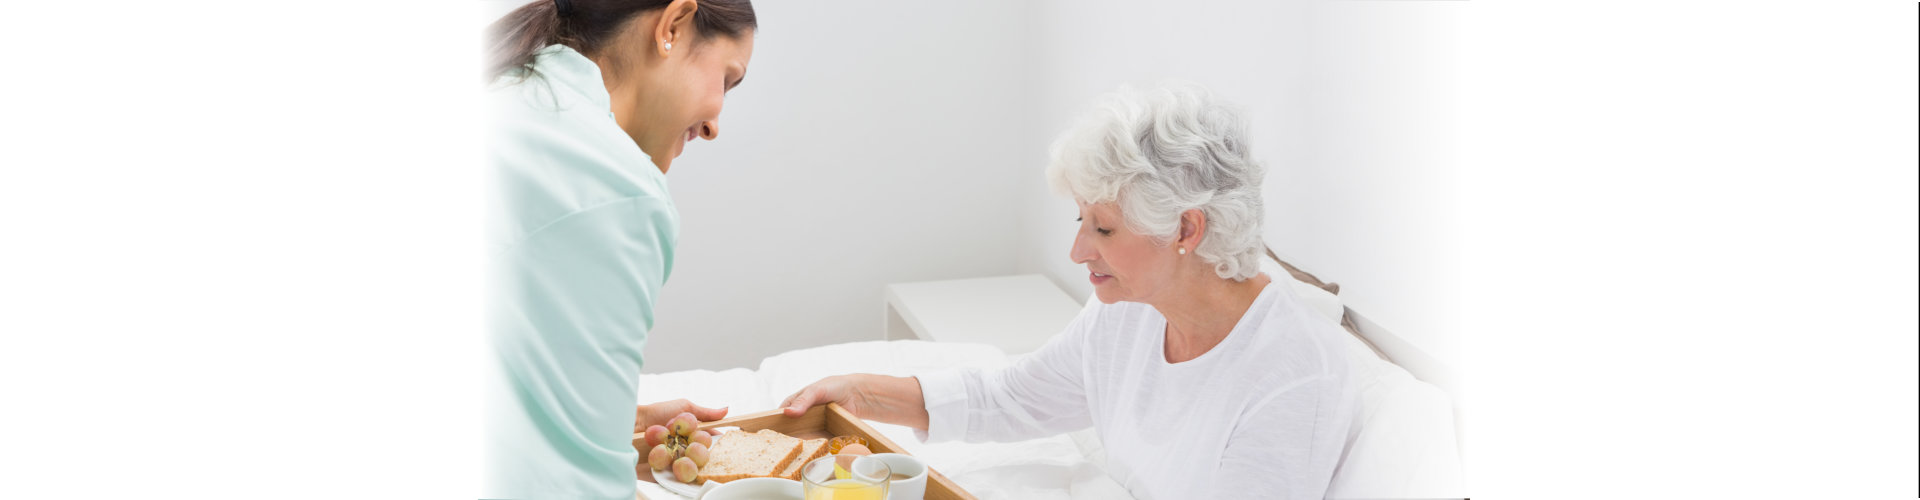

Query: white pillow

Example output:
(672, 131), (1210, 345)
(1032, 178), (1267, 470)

(1325, 362), (1466, 498)
(1324, 321), (1466, 498)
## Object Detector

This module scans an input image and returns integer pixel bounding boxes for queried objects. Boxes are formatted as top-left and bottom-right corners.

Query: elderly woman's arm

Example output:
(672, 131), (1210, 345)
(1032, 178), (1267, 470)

(783, 308), (1098, 442)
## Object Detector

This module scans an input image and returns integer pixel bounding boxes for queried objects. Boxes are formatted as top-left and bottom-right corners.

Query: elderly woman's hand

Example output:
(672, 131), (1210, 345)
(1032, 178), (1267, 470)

(779, 374), (930, 431)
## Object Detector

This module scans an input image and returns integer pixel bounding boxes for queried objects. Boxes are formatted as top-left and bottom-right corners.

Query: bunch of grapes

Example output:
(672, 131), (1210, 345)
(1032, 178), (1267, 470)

(643, 412), (714, 483)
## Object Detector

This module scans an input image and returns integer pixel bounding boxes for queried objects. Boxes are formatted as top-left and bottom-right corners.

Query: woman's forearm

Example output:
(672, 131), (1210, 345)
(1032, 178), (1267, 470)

(854, 374), (930, 431)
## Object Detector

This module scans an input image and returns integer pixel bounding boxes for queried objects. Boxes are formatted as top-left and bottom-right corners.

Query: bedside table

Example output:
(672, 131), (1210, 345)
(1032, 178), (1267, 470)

(883, 274), (1084, 355)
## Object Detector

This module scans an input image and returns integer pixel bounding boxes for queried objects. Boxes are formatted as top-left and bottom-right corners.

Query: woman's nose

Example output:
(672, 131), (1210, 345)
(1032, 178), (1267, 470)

(698, 120), (718, 141)
(1068, 232), (1094, 264)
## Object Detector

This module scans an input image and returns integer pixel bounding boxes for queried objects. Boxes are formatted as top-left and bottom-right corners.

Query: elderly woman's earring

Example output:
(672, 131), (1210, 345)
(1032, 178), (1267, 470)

(664, 42), (673, 52)
(1178, 247), (1187, 255)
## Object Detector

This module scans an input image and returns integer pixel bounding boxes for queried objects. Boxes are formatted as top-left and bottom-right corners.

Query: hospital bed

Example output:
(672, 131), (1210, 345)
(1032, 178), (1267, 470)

(635, 253), (1465, 499)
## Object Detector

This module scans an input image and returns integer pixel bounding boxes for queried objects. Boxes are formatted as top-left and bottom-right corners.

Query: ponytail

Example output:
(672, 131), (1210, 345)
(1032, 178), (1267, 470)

(484, 1), (562, 83)
(483, 0), (758, 84)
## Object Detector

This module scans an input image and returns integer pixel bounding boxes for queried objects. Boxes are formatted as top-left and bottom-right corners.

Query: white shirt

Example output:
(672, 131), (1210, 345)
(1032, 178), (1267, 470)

(915, 278), (1357, 500)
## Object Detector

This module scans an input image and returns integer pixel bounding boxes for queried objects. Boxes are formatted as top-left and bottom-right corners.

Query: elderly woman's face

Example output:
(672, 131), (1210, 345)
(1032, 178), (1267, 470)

(1071, 202), (1178, 304)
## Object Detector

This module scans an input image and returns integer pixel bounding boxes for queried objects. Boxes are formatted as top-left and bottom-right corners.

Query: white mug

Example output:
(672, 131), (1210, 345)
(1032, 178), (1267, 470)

(698, 477), (803, 500)
(868, 453), (927, 500)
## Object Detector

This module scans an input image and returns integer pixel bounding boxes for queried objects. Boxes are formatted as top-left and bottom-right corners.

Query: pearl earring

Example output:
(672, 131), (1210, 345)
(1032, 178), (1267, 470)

(1178, 247), (1187, 255)
(665, 42), (673, 52)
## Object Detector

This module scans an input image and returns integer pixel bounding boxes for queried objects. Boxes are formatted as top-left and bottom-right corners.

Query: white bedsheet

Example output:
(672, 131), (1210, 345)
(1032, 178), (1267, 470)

(635, 340), (1131, 500)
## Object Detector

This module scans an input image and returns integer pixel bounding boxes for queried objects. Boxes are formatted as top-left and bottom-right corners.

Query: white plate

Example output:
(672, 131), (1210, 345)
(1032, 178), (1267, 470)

(649, 466), (705, 498)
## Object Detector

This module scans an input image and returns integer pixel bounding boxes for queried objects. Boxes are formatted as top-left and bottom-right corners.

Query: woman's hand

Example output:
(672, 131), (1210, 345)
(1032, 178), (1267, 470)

(779, 374), (930, 431)
(634, 399), (729, 434)
(779, 374), (867, 418)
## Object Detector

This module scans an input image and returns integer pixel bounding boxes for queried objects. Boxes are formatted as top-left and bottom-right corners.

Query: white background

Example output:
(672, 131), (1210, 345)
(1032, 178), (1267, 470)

(1, 1), (1914, 499)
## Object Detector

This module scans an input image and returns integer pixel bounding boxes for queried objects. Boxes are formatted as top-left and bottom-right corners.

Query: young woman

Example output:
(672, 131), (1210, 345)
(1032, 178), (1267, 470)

(481, 1), (754, 498)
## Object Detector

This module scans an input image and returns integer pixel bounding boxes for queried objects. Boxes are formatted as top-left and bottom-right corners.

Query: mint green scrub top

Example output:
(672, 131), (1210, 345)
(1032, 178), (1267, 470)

(483, 44), (676, 500)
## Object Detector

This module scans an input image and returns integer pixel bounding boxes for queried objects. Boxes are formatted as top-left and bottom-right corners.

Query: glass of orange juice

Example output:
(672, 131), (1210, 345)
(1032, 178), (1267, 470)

(801, 454), (890, 500)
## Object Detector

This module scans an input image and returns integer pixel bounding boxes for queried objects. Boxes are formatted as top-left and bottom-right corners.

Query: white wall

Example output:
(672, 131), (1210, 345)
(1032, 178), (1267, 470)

(1019, 0), (1463, 367)
(644, 0), (1038, 372)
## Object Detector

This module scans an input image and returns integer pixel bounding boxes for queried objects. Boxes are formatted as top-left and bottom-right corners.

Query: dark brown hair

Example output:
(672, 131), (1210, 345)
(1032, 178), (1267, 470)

(484, 0), (756, 83)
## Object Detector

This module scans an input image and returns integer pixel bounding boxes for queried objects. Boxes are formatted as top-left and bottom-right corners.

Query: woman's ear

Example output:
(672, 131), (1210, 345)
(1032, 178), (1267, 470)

(1178, 209), (1206, 249)
(653, 0), (700, 57)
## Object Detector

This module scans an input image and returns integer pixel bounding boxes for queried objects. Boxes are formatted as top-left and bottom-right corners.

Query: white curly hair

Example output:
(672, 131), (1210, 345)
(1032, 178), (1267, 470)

(1045, 82), (1267, 281)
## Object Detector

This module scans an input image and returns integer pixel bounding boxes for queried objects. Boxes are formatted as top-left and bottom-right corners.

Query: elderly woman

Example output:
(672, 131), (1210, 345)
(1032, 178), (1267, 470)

(780, 84), (1358, 499)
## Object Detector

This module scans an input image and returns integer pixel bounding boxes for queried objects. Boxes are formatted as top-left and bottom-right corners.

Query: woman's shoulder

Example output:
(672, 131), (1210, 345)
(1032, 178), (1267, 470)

(485, 94), (668, 249)
(486, 75), (660, 205)
(1236, 286), (1358, 378)
(485, 74), (604, 134)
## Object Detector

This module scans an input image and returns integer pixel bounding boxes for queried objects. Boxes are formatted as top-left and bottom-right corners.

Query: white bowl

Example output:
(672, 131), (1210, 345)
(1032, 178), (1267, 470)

(698, 477), (804, 500)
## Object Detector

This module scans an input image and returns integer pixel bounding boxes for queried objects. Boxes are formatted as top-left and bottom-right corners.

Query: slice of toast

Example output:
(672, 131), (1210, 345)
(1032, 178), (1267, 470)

(777, 438), (829, 481)
(695, 429), (803, 484)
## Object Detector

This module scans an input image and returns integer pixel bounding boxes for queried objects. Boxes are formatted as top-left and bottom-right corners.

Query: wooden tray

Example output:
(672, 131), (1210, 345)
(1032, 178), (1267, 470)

(633, 403), (978, 500)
